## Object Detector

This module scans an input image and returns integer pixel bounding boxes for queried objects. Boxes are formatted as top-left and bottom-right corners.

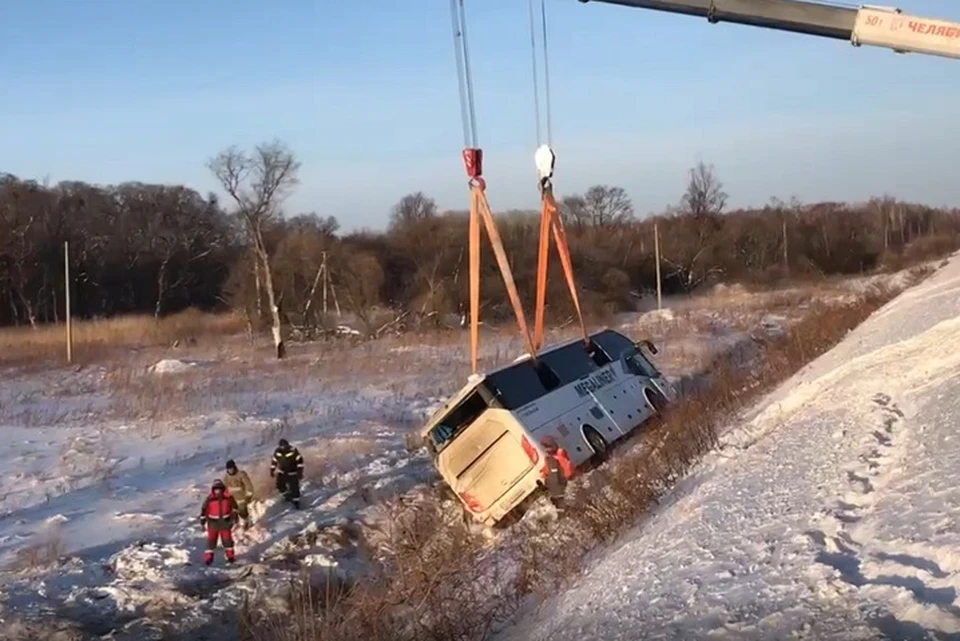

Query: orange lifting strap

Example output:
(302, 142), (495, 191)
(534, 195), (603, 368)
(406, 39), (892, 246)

(452, 0), (588, 374)
(533, 182), (589, 353)
(452, 1), (538, 374)
(527, 0), (589, 355)
(466, 172), (537, 374)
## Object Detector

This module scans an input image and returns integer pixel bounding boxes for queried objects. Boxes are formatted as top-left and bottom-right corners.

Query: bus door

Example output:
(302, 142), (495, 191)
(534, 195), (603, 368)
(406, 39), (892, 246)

(586, 333), (656, 435)
(571, 362), (634, 440)
(539, 344), (622, 446)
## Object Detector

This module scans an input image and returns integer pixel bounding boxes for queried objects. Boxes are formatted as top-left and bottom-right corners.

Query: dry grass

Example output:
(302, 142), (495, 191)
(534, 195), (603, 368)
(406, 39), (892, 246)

(96, 321), (545, 426)
(0, 308), (246, 366)
(236, 276), (917, 641)
(246, 437), (382, 502)
(0, 619), (84, 641)
(7, 527), (66, 573)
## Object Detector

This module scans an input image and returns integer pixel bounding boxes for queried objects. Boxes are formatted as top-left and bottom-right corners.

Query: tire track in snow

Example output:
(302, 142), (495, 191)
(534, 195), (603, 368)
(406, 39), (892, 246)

(806, 393), (960, 640)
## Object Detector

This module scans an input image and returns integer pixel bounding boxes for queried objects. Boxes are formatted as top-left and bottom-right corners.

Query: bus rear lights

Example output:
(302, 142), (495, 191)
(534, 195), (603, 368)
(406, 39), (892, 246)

(520, 435), (540, 465)
(459, 491), (483, 513)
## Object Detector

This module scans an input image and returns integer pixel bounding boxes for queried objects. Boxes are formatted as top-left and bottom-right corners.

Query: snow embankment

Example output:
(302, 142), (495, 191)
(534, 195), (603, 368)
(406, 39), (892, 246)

(500, 253), (960, 641)
(149, 358), (207, 374)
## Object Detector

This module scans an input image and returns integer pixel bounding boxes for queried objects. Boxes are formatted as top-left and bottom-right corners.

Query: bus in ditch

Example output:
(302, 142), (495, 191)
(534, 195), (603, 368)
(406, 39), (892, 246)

(420, 328), (676, 527)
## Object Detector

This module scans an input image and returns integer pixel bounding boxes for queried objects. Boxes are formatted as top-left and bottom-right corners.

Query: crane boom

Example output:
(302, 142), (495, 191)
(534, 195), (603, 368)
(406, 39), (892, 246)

(578, 0), (960, 60)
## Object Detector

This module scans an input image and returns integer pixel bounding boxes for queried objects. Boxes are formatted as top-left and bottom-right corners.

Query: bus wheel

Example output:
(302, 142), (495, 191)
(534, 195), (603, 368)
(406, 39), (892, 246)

(646, 389), (668, 414)
(583, 426), (609, 464)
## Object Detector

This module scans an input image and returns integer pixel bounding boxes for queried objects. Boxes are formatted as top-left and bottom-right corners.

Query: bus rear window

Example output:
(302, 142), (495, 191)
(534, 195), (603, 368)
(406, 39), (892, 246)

(428, 391), (489, 453)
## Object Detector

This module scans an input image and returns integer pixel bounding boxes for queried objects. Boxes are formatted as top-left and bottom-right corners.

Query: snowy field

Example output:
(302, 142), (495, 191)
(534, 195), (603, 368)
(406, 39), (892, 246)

(0, 271), (930, 639)
(498, 255), (960, 641)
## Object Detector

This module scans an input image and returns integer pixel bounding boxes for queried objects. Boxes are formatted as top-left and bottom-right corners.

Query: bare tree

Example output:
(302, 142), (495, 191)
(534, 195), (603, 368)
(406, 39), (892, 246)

(133, 185), (224, 317)
(388, 195), (461, 319)
(389, 192), (437, 230)
(208, 140), (300, 358)
(659, 164), (729, 291)
(680, 162), (727, 217)
(333, 247), (383, 336)
(7, 155), (960, 336)
(580, 185), (635, 227)
(559, 194), (589, 230)
(869, 194), (899, 251)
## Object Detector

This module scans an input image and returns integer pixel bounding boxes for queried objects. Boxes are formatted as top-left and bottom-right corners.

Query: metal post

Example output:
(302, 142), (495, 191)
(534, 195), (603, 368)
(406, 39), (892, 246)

(322, 251), (328, 315)
(654, 222), (662, 311)
(782, 217), (789, 275)
(64, 241), (73, 364)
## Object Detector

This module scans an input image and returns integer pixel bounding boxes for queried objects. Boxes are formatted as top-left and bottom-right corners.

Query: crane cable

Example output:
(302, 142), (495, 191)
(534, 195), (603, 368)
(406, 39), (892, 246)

(450, 0), (537, 375)
(449, 0), (477, 149)
(528, 0), (589, 353)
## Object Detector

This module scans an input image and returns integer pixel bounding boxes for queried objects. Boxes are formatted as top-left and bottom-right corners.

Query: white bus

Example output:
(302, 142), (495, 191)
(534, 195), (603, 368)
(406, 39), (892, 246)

(420, 328), (676, 526)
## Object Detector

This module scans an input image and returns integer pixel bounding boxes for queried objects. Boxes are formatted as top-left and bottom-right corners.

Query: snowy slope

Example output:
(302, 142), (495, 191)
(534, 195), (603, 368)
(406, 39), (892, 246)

(0, 273), (928, 638)
(499, 255), (960, 641)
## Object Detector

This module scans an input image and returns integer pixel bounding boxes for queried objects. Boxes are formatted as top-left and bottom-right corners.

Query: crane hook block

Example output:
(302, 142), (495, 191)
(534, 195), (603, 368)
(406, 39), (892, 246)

(462, 148), (483, 179)
(534, 144), (555, 182)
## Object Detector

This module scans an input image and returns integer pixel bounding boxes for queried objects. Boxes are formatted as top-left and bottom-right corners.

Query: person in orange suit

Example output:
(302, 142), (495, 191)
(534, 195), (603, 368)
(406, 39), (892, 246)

(539, 435), (575, 514)
(198, 478), (239, 565)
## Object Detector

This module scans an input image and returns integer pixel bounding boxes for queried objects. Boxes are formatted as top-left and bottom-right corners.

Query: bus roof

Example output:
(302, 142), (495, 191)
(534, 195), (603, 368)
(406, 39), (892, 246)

(417, 328), (635, 438)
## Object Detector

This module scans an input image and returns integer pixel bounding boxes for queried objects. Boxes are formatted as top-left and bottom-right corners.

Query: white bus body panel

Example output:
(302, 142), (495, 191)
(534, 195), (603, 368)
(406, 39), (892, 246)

(513, 360), (661, 466)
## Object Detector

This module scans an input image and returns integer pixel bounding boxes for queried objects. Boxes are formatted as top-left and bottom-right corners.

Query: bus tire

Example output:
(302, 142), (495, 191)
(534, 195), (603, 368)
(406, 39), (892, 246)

(645, 388), (668, 414)
(583, 426), (609, 464)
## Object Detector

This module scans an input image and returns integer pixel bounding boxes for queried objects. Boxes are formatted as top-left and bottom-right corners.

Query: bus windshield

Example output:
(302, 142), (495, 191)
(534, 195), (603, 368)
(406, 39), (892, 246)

(426, 390), (489, 454)
(627, 350), (660, 378)
(592, 330), (661, 378)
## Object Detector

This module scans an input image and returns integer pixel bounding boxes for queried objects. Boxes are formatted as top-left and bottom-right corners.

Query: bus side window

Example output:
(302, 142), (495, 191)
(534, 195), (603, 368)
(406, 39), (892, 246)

(593, 330), (636, 361)
(487, 362), (549, 409)
(541, 343), (598, 384)
(629, 352), (660, 378)
(534, 362), (561, 392)
(587, 341), (612, 367)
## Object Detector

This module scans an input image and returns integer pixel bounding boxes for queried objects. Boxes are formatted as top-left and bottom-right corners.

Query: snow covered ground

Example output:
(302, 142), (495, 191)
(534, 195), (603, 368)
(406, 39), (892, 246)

(0, 270), (930, 639)
(498, 256), (960, 641)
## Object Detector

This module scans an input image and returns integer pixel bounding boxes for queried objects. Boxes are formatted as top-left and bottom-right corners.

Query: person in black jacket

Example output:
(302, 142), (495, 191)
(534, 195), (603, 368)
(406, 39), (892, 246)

(270, 438), (304, 509)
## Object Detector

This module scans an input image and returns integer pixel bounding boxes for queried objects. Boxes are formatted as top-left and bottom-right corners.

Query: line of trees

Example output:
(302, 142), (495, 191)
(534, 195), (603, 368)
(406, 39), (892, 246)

(2, 140), (959, 350)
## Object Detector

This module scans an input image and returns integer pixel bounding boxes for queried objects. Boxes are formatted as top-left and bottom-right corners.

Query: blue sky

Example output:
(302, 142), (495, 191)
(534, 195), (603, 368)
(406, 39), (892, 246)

(1, 0), (958, 231)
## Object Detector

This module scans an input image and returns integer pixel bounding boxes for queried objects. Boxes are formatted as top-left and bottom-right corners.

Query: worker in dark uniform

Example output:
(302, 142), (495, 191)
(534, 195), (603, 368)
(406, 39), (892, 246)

(198, 479), (239, 565)
(270, 438), (304, 509)
(539, 435), (575, 515)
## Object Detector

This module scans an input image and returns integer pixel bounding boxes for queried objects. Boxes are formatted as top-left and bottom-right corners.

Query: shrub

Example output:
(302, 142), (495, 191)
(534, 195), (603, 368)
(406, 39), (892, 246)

(0, 308), (246, 365)
(237, 278), (914, 641)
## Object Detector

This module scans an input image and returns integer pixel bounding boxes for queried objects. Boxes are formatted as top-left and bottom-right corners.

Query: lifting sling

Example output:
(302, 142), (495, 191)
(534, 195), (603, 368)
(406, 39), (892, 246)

(450, 0), (589, 374)
(451, 0), (537, 374)
(528, 0), (589, 353)
(533, 181), (588, 353)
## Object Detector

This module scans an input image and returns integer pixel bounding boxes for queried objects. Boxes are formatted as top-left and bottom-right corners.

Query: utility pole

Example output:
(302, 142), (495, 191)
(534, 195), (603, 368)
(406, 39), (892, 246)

(64, 241), (73, 364)
(654, 222), (662, 311)
(782, 217), (789, 275)
(321, 251), (329, 315)
(332, 285), (342, 318)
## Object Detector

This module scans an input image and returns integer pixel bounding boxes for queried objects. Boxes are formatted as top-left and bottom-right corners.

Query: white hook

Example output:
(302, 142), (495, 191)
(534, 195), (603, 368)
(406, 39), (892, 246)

(535, 144), (555, 182)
